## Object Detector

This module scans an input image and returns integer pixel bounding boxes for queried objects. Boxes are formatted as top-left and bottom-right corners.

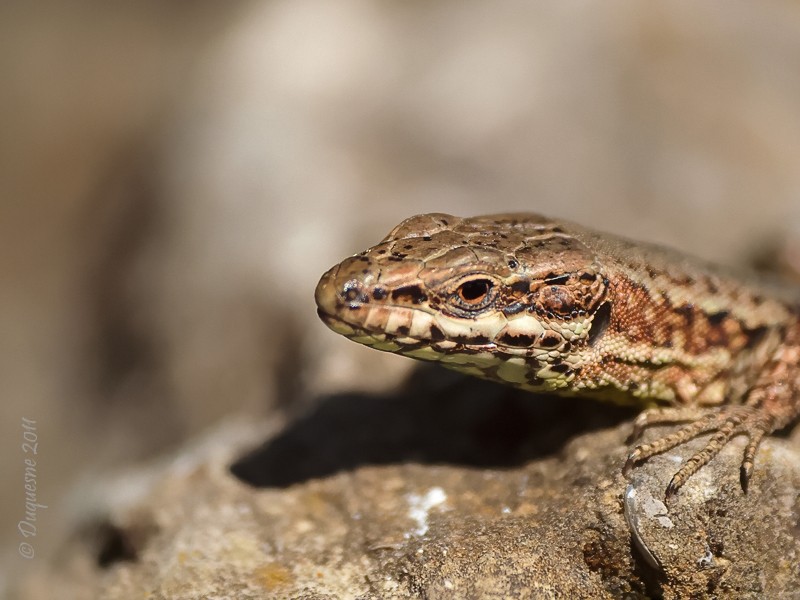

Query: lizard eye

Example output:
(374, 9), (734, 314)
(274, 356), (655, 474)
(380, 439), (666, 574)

(458, 279), (492, 303)
(452, 278), (495, 311)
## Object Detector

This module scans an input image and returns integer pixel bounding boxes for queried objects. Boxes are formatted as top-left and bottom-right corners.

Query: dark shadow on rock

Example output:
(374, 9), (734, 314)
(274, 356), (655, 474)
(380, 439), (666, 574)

(231, 365), (637, 488)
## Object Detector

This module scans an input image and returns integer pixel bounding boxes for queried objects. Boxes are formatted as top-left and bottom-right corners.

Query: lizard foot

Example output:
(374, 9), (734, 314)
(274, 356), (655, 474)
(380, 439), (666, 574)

(622, 405), (773, 500)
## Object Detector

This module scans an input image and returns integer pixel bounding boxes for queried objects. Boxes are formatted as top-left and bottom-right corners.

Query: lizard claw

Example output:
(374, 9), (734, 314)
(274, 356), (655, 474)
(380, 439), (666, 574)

(739, 463), (752, 494)
(664, 477), (680, 503)
(622, 448), (642, 477)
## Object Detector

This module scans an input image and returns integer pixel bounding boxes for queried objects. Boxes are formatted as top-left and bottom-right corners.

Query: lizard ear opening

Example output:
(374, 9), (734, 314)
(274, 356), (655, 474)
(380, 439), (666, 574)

(587, 302), (612, 347)
(530, 270), (608, 320)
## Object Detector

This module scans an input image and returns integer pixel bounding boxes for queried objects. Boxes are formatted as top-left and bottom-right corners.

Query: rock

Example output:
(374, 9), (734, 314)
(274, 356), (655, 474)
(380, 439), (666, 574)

(9, 370), (800, 599)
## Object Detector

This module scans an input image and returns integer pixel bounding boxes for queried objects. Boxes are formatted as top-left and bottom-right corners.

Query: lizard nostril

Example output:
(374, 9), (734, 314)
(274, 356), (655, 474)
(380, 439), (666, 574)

(341, 279), (369, 307)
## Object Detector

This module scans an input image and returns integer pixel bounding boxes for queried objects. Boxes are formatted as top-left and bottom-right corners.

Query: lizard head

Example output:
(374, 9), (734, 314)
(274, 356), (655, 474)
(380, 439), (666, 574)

(315, 213), (612, 390)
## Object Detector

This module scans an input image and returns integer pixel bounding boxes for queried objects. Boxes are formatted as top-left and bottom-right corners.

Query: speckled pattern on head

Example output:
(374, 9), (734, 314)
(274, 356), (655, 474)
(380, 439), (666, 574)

(316, 213), (800, 496)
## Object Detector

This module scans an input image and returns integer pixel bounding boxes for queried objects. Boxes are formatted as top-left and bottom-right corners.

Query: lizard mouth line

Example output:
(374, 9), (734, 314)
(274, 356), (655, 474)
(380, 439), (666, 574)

(317, 308), (444, 347)
(315, 309), (377, 335)
(316, 308), (423, 343)
(316, 308), (502, 352)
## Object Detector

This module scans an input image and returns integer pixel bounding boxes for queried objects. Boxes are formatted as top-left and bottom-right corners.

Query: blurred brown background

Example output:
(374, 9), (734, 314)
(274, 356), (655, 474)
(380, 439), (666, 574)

(3, 0), (800, 587)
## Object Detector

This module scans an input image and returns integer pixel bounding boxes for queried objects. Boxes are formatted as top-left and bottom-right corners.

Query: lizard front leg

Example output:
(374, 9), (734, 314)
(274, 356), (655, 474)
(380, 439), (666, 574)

(624, 325), (800, 500)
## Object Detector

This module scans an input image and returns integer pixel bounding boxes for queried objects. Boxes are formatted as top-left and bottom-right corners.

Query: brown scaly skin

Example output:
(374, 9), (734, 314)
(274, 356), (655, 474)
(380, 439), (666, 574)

(315, 213), (800, 499)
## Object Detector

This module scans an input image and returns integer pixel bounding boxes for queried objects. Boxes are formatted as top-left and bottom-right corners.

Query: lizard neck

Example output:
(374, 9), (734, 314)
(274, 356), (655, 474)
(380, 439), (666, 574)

(588, 268), (789, 406)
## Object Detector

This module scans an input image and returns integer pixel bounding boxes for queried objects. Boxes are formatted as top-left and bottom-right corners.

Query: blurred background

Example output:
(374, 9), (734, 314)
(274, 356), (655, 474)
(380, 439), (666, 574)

(3, 0), (800, 586)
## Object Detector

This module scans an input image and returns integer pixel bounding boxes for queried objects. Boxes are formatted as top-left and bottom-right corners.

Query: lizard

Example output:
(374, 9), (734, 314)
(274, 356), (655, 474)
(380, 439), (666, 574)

(314, 212), (800, 499)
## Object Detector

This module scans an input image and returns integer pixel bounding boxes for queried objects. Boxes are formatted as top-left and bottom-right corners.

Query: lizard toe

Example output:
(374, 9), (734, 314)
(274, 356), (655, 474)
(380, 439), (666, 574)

(623, 405), (774, 499)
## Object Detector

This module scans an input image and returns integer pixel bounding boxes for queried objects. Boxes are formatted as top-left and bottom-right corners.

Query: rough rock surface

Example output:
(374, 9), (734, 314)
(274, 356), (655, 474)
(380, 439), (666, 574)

(10, 369), (800, 599)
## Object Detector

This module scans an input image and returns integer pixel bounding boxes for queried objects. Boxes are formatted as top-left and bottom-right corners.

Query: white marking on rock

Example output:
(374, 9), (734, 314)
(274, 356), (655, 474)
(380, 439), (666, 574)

(406, 487), (447, 537)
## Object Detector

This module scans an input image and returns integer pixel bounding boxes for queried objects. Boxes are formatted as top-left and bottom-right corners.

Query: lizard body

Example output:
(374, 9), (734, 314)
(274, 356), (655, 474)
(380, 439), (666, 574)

(315, 213), (800, 497)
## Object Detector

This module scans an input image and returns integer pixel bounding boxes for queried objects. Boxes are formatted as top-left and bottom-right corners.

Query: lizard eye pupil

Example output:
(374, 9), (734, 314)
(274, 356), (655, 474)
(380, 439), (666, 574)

(457, 279), (492, 304)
